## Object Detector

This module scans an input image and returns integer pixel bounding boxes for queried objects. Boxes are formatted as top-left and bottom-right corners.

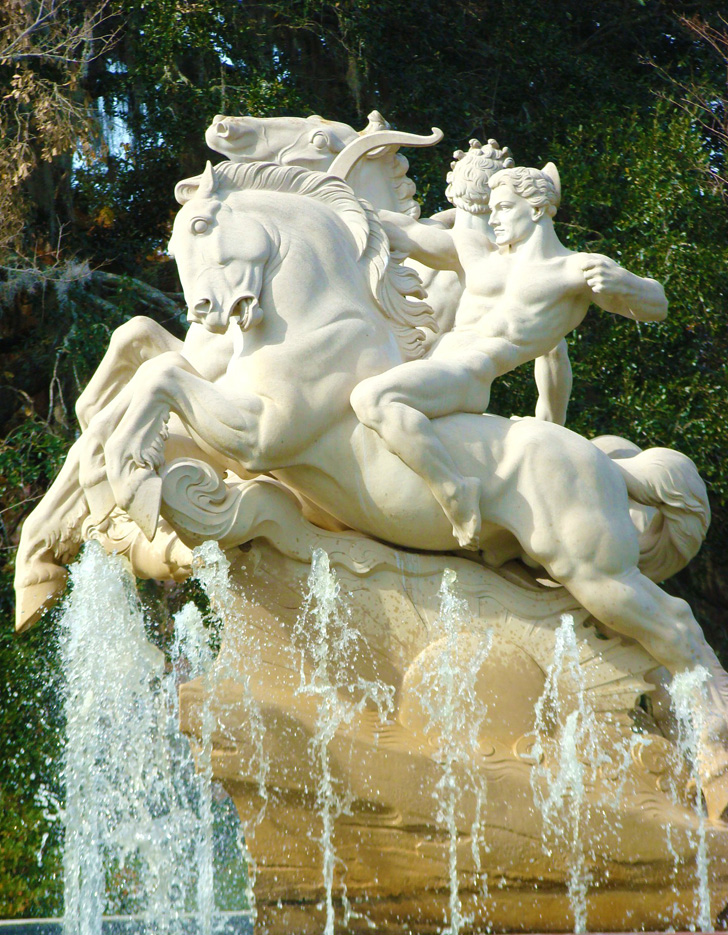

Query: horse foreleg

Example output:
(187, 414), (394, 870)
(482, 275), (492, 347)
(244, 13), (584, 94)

(75, 317), (183, 430)
(14, 440), (90, 630)
(100, 354), (263, 538)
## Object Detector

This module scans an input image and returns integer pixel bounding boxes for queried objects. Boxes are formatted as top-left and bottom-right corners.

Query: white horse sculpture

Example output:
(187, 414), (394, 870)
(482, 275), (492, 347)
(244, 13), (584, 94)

(68, 110), (439, 432)
(16, 159), (728, 817)
(205, 109), (440, 217)
(15, 115), (443, 632)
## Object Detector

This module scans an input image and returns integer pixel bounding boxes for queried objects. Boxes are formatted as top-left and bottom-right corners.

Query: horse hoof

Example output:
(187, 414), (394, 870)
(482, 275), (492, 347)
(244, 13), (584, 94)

(122, 472), (163, 541)
(83, 478), (117, 525)
(15, 576), (67, 632)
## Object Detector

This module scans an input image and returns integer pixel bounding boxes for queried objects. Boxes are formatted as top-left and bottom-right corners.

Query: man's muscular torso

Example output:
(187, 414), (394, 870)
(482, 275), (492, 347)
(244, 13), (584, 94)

(430, 231), (594, 369)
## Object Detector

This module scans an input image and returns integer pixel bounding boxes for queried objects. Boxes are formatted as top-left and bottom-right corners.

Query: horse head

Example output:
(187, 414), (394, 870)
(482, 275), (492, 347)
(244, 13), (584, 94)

(205, 111), (442, 216)
(170, 160), (435, 358)
(206, 114), (358, 170)
(169, 162), (273, 334)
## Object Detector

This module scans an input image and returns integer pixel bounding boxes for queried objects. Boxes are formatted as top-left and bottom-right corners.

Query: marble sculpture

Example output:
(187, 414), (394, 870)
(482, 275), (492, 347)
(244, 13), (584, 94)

(13, 110), (728, 931)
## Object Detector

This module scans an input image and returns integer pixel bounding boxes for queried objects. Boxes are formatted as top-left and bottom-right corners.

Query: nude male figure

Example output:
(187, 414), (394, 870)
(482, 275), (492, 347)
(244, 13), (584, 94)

(350, 164), (668, 550)
(417, 138), (573, 425)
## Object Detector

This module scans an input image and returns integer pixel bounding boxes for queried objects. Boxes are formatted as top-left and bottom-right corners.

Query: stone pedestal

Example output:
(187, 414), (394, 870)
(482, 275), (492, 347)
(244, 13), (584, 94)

(179, 530), (728, 933)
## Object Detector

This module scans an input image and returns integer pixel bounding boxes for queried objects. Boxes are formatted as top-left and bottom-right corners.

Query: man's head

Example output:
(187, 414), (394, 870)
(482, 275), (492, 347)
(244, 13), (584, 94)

(487, 164), (561, 247)
(445, 138), (515, 215)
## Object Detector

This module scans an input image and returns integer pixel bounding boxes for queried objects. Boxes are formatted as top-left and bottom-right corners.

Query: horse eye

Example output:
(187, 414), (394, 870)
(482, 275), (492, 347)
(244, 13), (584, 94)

(191, 217), (209, 234)
(310, 131), (329, 151)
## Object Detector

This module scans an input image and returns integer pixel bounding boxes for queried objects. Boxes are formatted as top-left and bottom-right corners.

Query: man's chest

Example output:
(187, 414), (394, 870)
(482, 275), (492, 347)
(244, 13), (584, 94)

(464, 255), (581, 309)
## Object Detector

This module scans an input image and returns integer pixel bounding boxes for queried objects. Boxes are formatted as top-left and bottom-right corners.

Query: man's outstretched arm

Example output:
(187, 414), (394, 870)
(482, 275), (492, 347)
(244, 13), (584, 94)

(534, 339), (572, 425)
(379, 209), (464, 272)
(580, 254), (668, 322)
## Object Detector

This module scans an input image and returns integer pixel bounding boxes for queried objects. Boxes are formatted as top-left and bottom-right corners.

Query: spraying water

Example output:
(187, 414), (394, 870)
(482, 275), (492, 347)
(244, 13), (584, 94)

(293, 549), (394, 935)
(531, 615), (682, 933)
(61, 542), (197, 934)
(668, 667), (712, 931)
(415, 568), (492, 935)
(59, 540), (248, 935)
(187, 540), (270, 916)
(531, 615), (602, 934)
(172, 602), (216, 935)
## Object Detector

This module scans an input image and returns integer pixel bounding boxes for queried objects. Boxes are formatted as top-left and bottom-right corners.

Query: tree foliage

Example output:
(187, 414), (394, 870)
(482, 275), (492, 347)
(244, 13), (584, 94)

(1, 0), (727, 916)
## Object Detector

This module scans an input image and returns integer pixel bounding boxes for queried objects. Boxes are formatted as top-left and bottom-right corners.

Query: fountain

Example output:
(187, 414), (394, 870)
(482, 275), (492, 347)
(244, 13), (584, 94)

(58, 540), (251, 935)
(12, 110), (728, 933)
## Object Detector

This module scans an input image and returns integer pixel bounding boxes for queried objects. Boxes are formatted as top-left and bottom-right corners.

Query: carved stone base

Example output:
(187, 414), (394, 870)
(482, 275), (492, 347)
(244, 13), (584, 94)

(179, 529), (728, 933)
(249, 890), (724, 935)
(224, 782), (728, 933)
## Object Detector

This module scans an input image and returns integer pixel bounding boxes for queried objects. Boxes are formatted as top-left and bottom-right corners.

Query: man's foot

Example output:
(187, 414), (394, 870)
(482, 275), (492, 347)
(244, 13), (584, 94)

(440, 476), (482, 550)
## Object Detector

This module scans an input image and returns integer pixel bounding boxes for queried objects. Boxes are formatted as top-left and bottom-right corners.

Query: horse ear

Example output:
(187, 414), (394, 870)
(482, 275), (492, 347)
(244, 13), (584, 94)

(198, 161), (217, 198)
(174, 161), (218, 205)
(361, 110), (391, 134)
(175, 176), (200, 204)
(541, 162), (561, 207)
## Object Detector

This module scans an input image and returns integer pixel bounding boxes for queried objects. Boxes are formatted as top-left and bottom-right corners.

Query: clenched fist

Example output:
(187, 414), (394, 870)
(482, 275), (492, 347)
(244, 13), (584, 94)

(580, 254), (629, 294)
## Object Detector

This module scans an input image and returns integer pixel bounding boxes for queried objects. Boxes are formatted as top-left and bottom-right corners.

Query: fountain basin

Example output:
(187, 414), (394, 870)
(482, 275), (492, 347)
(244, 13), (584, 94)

(0, 915), (252, 934)
(177, 534), (728, 934)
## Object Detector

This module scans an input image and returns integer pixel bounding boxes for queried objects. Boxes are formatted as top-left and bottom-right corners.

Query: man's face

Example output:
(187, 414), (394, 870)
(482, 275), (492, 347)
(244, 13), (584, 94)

(488, 184), (538, 248)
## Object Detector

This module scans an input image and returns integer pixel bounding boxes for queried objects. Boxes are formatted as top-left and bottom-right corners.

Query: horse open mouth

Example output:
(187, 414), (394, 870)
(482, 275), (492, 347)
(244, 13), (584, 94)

(231, 294), (263, 331)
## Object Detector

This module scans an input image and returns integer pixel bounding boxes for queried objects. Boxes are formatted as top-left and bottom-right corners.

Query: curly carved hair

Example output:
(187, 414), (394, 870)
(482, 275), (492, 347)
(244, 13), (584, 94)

(487, 166), (559, 218)
(445, 138), (514, 214)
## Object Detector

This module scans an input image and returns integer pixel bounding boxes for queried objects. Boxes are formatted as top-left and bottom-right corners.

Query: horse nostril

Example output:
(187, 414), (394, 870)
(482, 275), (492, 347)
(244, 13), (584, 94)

(217, 121), (252, 142)
(194, 298), (212, 314)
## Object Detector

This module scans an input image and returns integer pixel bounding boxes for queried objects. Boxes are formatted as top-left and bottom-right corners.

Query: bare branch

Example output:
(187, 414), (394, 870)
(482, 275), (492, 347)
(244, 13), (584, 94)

(0, 0), (119, 251)
(0, 0), (116, 66)
(646, 15), (728, 203)
(678, 14), (728, 64)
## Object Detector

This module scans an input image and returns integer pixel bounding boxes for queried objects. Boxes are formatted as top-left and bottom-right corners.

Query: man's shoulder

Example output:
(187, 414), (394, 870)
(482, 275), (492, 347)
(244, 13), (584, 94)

(561, 250), (593, 281)
(562, 248), (589, 267)
(539, 250), (592, 296)
(452, 228), (495, 256)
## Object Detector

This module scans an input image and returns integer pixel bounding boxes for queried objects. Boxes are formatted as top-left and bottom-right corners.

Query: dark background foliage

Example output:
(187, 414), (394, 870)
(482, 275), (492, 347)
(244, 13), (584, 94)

(1, 0), (726, 915)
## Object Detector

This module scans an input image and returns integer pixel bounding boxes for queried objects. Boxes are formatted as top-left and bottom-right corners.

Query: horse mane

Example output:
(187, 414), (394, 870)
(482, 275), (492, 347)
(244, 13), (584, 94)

(356, 197), (435, 359)
(176, 161), (435, 360)
(380, 151), (420, 219)
(355, 111), (421, 218)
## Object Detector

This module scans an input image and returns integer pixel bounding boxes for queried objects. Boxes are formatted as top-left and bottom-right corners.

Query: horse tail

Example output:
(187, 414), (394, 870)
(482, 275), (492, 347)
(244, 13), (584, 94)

(591, 435), (710, 583)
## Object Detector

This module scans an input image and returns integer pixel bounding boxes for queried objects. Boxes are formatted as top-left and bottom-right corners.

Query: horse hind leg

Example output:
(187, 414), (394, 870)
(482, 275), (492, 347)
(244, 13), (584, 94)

(560, 562), (728, 819)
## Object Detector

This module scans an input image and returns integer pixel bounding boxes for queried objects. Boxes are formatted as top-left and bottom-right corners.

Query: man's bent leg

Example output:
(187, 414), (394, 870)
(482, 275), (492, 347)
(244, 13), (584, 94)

(350, 358), (492, 549)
